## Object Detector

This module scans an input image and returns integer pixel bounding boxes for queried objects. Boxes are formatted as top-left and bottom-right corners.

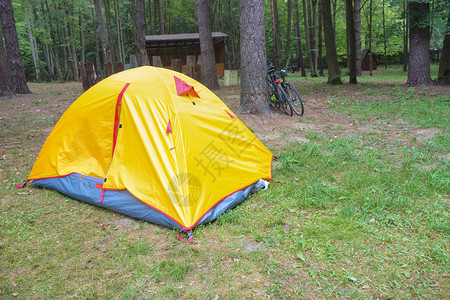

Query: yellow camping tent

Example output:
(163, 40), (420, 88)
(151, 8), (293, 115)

(26, 66), (272, 239)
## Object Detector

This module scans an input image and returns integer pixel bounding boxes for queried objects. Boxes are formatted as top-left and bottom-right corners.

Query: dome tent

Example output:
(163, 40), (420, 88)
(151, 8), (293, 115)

(24, 66), (272, 242)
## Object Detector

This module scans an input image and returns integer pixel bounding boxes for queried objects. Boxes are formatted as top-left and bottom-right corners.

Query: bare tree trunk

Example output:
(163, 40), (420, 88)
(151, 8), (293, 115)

(67, 6), (79, 80)
(157, 0), (164, 34)
(345, 0), (357, 83)
(115, 0), (125, 65)
(0, 28), (15, 97)
(24, 2), (40, 81)
(311, 0), (318, 76)
(94, 0), (113, 76)
(136, 0), (149, 66)
(227, 0), (239, 70)
(368, 0), (373, 76)
(0, 0), (31, 93)
(285, 0), (292, 67)
(149, 0), (153, 34)
(437, 17), (450, 84)
(382, 0), (387, 69)
(104, 0), (116, 64)
(317, 0), (324, 76)
(195, 0), (219, 89)
(322, 0), (341, 84)
(403, 1), (408, 72)
(307, 0), (314, 74)
(270, 0), (282, 68)
(406, 1), (432, 86)
(79, 14), (86, 69)
(302, 0), (311, 75)
(239, 0), (270, 114)
(293, 0), (306, 76)
(60, 23), (71, 80)
(44, 0), (62, 81)
(354, 0), (362, 76)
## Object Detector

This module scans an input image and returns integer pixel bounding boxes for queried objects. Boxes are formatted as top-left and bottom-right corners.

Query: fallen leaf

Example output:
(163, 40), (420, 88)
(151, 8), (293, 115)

(12, 293), (19, 297)
(362, 285), (370, 289)
(296, 251), (306, 262)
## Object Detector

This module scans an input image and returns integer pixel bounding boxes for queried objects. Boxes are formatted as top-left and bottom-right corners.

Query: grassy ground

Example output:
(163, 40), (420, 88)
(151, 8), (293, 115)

(0, 67), (449, 299)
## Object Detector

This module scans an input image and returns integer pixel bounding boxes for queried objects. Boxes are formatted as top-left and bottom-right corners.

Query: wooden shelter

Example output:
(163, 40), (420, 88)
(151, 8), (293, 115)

(145, 32), (228, 76)
(361, 49), (378, 71)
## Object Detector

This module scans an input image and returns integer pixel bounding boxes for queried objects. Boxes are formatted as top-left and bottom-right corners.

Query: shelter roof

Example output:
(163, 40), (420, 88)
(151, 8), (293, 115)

(145, 32), (228, 48)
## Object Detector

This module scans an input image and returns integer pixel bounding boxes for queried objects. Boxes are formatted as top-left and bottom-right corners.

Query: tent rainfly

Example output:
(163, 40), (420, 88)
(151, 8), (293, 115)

(21, 66), (272, 242)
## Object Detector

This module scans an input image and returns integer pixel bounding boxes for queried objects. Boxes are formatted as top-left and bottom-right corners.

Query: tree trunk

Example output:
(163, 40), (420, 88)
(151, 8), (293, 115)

(227, 0), (239, 70)
(104, 0), (116, 65)
(354, 0), (362, 76)
(437, 17), (450, 84)
(306, 0), (316, 76)
(317, 0), (324, 76)
(382, 0), (387, 69)
(285, 0), (292, 67)
(24, 3), (40, 81)
(406, 1), (432, 86)
(136, 0), (149, 66)
(368, 0), (373, 76)
(403, 1), (408, 72)
(157, 0), (164, 34)
(345, 0), (357, 83)
(79, 14), (86, 69)
(94, 0), (113, 76)
(0, 28), (15, 97)
(195, 0), (219, 90)
(115, 0), (125, 65)
(238, 0), (270, 114)
(302, 0), (311, 75)
(67, 6), (79, 80)
(44, 0), (62, 81)
(147, 0), (153, 34)
(270, 0), (282, 68)
(0, 0), (31, 93)
(311, 0), (318, 76)
(321, 0), (341, 84)
(293, 0), (306, 76)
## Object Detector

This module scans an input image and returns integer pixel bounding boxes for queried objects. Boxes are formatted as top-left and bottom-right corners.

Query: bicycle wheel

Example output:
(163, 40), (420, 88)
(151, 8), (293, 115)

(284, 82), (304, 116)
(267, 78), (277, 108)
(275, 85), (293, 116)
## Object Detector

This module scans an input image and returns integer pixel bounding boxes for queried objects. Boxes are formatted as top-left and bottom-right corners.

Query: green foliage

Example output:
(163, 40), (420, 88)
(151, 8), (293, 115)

(7, 0), (450, 80)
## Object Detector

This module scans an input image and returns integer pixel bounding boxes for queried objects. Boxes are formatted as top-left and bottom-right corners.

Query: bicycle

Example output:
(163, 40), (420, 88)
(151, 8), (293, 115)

(267, 63), (304, 116)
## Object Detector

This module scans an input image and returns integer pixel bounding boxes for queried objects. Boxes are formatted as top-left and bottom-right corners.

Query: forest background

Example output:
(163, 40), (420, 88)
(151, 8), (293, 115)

(5, 0), (449, 84)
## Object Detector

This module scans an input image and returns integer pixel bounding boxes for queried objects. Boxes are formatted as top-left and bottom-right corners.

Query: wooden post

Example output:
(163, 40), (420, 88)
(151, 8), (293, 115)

(140, 50), (150, 66)
(105, 61), (113, 77)
(79, 62), (90, 91)
(114, 62), (124, 73)
(224, 70), (231, 86)
(86, 61), (97, 88)
(196, 54), (203, 82)
(171, 59), (182, 73)
(224, 70), (238, 86)
(186, 55), (196, 78)
(152, 56), (163, 67)
(130, 54), (138, 69)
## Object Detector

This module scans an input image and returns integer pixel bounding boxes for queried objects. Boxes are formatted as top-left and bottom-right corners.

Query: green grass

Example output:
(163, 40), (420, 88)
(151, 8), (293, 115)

(0, 71), (449, 298)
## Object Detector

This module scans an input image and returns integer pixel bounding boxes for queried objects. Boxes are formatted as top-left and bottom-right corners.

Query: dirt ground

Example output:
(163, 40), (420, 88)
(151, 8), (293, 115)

(1, 81), (448, 161)
(214, 83), (448, 150)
